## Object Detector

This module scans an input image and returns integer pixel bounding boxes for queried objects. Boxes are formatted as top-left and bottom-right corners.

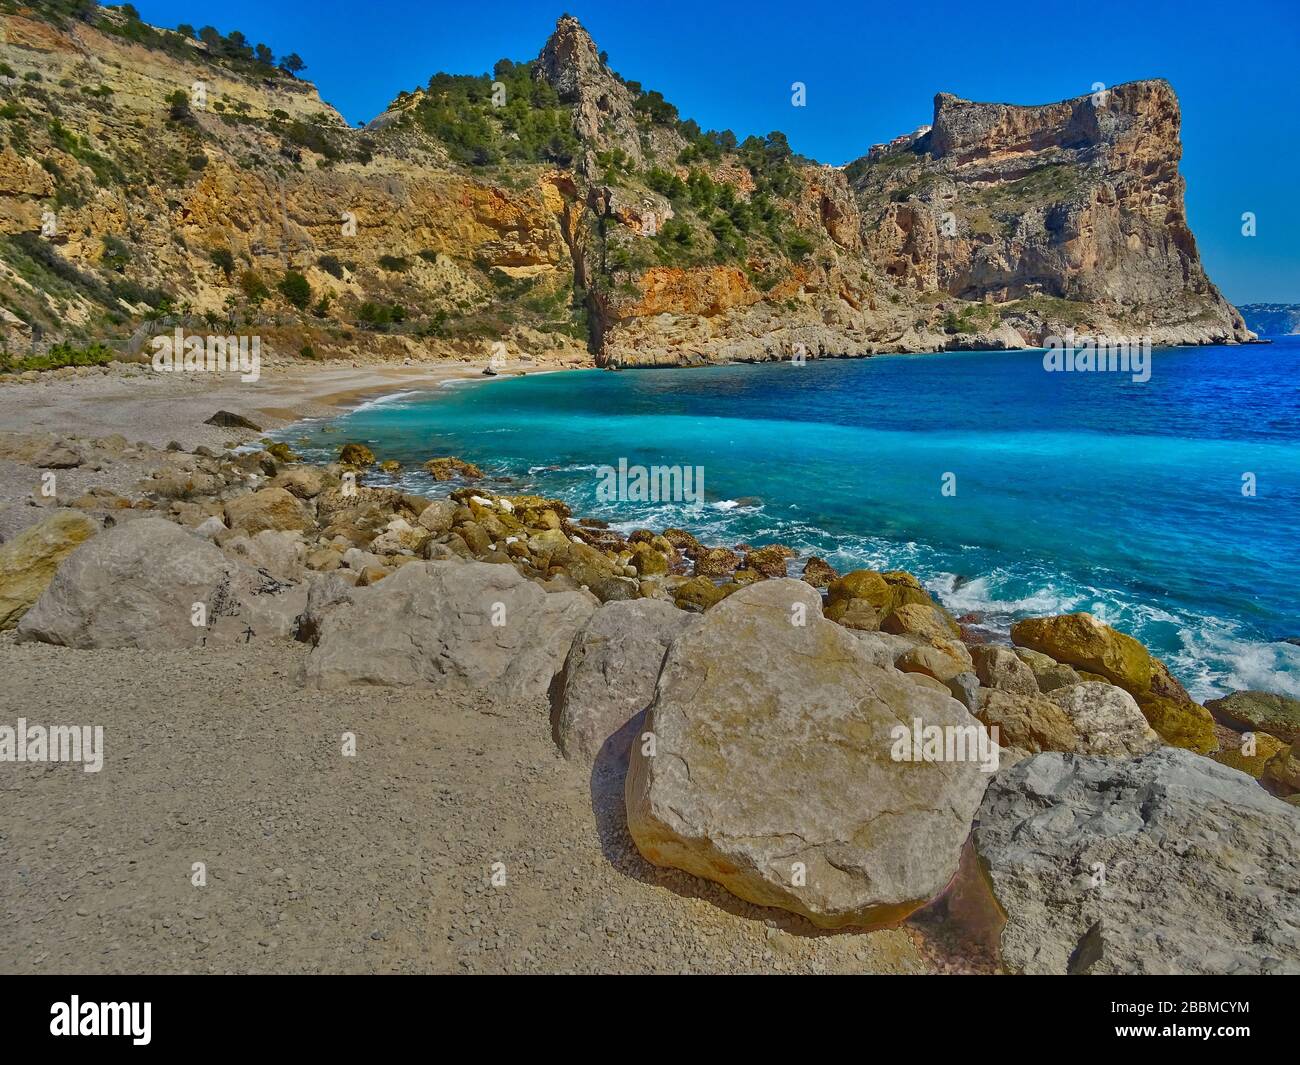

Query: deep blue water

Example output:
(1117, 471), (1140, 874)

(285, 337), (1300, 699)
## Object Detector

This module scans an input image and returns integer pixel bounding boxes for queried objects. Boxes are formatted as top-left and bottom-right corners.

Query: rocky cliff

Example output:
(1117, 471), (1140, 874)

(0, 7), (1253, 366)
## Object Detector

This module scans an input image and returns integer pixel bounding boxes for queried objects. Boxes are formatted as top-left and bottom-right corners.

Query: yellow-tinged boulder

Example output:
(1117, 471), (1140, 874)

(826, 568), (935, 624)
(338, 442), (376, 466)
(895, 638), (973, 682)
(1010, 613), (1153, 691)
(0, 511), (97, 629)
(1211, 731), (1288, 779)
(1136, 694), (1217, 754)
(1263, 739), (1300, 795)
(1011, 612), (1216, 753)
(883, 601), (961, 642)
(224, 487), (313, 535)
(673, 575), (731, 612)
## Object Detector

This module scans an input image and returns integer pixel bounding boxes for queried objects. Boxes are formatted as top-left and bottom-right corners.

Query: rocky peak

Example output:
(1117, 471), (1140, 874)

(535, 16), (682, 175)
(535, 15), (603, 103)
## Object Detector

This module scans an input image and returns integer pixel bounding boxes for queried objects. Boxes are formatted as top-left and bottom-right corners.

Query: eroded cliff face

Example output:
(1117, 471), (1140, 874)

(849, 82), (1248, 345)
(0, 10), (1251, 366)
(0, 9), (589, 363)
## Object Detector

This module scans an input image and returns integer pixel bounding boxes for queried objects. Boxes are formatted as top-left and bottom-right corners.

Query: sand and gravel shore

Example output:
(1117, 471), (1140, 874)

(0, 355), (575, 450)
(0, 357), (950, 974)
(2, 356), (1295, 975)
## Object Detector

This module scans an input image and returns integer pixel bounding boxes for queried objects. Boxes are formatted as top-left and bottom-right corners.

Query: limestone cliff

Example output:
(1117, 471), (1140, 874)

(0, 8), (1252, 367)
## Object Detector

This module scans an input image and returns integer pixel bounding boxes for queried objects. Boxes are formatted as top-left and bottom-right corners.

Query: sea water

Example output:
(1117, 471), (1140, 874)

(286, 338), (1300, 699)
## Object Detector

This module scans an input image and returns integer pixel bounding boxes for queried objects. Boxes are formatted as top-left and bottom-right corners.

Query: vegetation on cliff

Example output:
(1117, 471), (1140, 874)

(0, 7), (1254, 364)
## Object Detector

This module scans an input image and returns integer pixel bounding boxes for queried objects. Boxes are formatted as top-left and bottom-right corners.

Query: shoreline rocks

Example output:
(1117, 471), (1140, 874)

(974, 749), (1300, 974)
(6, 427), (1300, 971)
(1011, 612), (1217, 753)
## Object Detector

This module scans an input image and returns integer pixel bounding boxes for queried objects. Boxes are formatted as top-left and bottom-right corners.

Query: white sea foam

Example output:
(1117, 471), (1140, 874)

(351, 389), (421, 412)
(1172, 622), (1300, 701)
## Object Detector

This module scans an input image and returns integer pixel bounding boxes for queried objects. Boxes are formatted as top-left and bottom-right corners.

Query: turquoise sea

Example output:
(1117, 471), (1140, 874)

(285, 336), (1300, 700)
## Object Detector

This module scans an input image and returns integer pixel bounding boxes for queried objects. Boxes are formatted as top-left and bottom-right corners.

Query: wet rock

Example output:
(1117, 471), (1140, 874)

(1205, 690), (1300, 745)
(800, 556), (839, 588)
(204, 410), (262, 431)
(338, 443), (376, 467)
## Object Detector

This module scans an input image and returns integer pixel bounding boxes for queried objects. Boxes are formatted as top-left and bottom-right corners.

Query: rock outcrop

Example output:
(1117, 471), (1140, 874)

(974, 749), (1300, 974)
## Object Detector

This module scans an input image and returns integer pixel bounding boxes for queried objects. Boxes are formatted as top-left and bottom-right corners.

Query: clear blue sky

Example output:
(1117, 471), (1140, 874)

(129, 0), (1298, 302)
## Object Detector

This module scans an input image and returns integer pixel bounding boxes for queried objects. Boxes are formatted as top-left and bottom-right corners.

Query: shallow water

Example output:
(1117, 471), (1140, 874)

(286, 337), (1300, 700)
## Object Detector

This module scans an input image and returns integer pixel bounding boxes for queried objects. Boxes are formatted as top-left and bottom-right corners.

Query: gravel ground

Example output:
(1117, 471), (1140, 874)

(0, 358), (572, 451)
(0, 635), (944, 974)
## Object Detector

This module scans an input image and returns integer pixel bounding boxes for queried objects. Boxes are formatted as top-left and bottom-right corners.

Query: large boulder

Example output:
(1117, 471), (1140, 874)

(825, 568), (935, 624)
(16, 517), (301, 648)
(224, 487), (313, 535)
(1011, 612), (1215, 752)
(220, 529), (305, 582)
(1205, 690), (1300, 745)
(974, 749), (1300, 974)
(553, 599), (694, 765)
(970, 644), (1039, 695)
(0, 510), (97, 629)
(975, 688), (1080, 754)
(626, 579), (995, 929)
(303, 560), (597, 700)
(1047, 682), (1161, 757)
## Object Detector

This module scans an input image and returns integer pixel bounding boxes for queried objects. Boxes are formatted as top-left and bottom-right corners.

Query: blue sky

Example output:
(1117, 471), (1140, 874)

(129, 0), (1299, 302)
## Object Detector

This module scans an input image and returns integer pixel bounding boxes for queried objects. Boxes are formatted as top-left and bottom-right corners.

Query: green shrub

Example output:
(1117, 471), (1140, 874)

(239, 270), (270, 302)
(1, 341), (116, 375)
(317, 254), (345, 280)
(209, 246), (235, 278)
(278, 270), (311, 310)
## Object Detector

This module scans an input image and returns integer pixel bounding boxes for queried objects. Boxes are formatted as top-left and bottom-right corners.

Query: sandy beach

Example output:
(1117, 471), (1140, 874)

(0, 355), (960, 974)
(0, 356), (581, 450)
